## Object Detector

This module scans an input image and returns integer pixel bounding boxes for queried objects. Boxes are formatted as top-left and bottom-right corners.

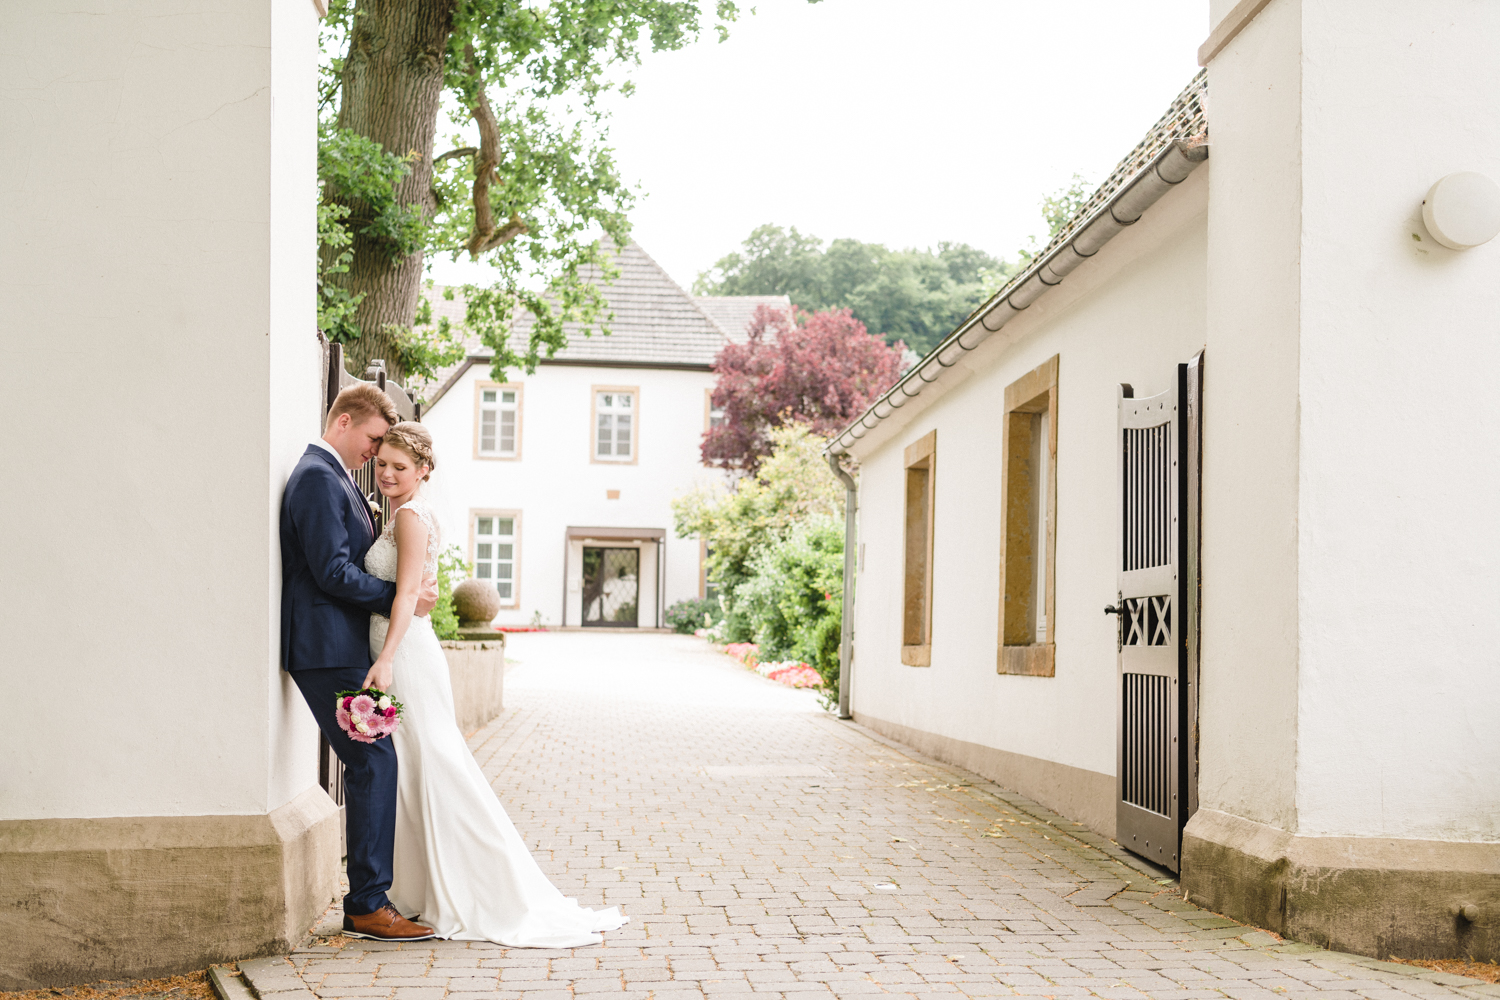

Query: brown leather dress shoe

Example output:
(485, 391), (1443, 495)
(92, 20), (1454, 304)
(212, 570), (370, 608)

(342, 904), (437, 941)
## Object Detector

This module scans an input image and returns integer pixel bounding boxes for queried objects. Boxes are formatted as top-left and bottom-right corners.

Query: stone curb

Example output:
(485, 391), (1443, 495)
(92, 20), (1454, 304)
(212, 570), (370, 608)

(235, 957), (317, 1000)
(1264, 944), (1500, 990)
(207, 967), (255, 1000)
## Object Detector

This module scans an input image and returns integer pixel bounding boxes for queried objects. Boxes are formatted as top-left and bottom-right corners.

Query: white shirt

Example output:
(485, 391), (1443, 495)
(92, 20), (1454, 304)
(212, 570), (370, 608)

(311, 436), (353, 472)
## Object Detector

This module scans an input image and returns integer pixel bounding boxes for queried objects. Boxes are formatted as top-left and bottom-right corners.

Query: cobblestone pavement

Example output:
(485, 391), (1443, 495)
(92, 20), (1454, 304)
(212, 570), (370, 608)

(239, 633), (1497, 1000)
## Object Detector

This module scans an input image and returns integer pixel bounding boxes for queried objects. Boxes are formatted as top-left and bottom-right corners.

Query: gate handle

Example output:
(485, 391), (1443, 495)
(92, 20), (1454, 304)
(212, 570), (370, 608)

(1104, 605), (1124, 616)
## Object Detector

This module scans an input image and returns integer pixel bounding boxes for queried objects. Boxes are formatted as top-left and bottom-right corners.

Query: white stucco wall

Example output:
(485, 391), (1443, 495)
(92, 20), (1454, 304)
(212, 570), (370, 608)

(421, 361), (719, 626)
(1291, 0), (1500, 840)
(1198, 0), (1305, 833)
(847, 169), (1209, 794)
(0, 0), (322, 820)
(1201, 0), (1500, 843)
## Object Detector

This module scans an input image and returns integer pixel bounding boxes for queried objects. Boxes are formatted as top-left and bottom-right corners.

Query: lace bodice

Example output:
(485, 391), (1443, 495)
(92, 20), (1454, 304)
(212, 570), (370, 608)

(365, 495), (441, 584)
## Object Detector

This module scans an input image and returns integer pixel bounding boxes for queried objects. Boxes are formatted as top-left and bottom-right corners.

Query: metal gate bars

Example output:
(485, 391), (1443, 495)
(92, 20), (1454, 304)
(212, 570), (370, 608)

(1112, 353), (1201, 872)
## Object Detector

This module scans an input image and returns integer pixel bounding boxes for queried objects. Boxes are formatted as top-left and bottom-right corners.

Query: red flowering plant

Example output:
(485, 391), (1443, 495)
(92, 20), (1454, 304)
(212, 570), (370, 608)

(701, 305), (905, 473)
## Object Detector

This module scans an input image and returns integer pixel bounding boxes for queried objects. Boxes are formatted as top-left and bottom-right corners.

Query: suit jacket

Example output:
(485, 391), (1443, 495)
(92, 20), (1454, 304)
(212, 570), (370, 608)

(279, 445), (397, 672)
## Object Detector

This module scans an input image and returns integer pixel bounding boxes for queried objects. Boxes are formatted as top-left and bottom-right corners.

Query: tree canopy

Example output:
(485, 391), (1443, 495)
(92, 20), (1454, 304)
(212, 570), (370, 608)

(692, 176), (1094, 356)
(693, 229), (1007, 355)
(702, 304), (906, 471)
(317, 0), (779, 384)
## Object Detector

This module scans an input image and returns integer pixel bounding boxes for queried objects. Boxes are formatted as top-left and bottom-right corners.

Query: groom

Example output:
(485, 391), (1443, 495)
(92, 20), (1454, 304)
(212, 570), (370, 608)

(280, 383), (437, 942)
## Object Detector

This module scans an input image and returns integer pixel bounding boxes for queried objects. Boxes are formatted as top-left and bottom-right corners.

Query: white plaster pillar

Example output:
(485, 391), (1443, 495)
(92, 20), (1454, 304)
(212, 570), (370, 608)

(0, 0), (337, 985)
(1189, 0), (1500, 961)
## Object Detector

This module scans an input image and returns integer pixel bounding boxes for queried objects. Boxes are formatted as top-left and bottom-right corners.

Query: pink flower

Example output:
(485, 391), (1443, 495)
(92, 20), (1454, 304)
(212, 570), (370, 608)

(350, 694), (376, 716)
(336, 707), (352, 731)
(342, 696), (354, 710)
(384, 706), (397, 718)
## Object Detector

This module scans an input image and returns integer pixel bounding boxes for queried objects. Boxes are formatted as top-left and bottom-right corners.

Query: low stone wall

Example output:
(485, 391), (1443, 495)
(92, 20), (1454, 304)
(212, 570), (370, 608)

(441, 635), (506, 734)
(1183, 808), (1500, 962)
(0, 788), (340, 989)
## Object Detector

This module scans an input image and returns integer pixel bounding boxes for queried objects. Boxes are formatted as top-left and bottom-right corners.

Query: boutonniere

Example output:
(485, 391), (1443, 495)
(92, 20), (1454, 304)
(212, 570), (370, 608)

(365, 494), (383, 519)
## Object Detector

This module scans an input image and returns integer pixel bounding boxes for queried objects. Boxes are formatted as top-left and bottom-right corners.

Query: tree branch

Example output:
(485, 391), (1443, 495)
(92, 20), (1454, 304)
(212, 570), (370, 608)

(431, 147), (478, 210)
(464, 45), (528, 258)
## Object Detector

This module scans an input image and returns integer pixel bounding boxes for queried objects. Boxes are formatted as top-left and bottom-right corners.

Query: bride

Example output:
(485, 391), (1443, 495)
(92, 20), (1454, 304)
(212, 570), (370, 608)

(361, 422), (627, 947)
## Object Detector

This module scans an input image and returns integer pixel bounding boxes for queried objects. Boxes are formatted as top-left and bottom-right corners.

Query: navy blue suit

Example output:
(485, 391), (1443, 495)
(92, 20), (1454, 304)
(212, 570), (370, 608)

(280, 444), (398, 916)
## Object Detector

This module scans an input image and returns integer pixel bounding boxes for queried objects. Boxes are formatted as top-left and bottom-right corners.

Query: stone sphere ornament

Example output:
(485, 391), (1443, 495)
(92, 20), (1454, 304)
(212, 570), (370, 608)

(453, 578), (502, 626)
(1422, 172), (1500, 250)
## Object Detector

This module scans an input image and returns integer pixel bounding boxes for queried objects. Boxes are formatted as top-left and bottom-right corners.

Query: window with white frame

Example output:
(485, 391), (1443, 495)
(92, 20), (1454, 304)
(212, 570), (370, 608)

(478, 386), (519, 457)
(594, 390), (635, 461)
(473, 514), (518, 603)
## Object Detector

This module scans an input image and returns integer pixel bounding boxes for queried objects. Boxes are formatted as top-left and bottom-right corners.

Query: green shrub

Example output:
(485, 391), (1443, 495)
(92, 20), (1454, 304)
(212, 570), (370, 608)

(431, 544), (471, 641)
(671, 423), (844, 627)
(665, 597), (723, 634)
(733, 515), (843, 708)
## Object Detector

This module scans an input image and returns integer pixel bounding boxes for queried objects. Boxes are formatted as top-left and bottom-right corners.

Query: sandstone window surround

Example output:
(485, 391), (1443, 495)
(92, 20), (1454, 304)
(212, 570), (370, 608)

(702, 388), (725, 467)
(592, 386), (639, 464)
(474, 382), (522, 460)
(471, 510), (521, 607)
(901, 430), (937, 667)
(997, 355), (1059, 676)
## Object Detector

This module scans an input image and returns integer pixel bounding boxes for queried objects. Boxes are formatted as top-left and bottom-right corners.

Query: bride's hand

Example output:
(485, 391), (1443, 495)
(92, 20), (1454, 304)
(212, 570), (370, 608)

(363, 656), (394, 693)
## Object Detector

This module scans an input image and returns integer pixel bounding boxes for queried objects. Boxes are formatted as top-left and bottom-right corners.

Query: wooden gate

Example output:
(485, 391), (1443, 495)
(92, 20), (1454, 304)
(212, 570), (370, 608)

(1110, 354), (1201, 872)
(316, 340), (423, 817)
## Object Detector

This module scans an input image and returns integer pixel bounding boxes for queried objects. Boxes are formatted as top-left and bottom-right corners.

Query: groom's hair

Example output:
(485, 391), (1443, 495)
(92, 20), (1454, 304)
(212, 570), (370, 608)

(326, 383), (399, 430)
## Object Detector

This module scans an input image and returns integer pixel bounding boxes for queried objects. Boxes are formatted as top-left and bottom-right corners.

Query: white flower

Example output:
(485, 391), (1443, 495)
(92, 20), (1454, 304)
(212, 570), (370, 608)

(354, 720), (371, 734)
(377, 696), (392, 711)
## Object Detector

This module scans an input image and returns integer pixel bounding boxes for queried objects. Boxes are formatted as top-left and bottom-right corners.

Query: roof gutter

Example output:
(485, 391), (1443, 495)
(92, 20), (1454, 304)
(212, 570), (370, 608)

(826, 138), (1209, 457)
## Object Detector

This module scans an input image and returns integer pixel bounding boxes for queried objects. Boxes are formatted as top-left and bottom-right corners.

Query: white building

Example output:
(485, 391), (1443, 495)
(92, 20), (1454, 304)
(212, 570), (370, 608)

(832, 1), (1500, 964)
(3, 0), (336, 986)
(418, 244), (788, 628)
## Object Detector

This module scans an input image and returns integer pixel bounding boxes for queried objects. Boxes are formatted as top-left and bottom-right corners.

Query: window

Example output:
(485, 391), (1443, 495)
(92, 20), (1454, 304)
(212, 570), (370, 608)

(592, 387), (638, 463)
(474, 383), (521, 460)
(997, 355), (1059, 676)
(704, 388), (725, 429)
(472, 512), (520, 606)
(901, 430), (937, 666)
(703, 389), (725, 466)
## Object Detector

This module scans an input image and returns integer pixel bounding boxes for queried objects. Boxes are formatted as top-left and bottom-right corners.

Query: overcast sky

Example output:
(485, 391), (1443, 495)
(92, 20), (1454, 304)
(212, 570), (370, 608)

(428, 0), (1208, 292)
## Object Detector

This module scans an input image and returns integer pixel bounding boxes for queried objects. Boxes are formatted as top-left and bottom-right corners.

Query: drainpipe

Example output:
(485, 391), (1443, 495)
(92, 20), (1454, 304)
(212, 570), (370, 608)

(826, 451), (857, 720)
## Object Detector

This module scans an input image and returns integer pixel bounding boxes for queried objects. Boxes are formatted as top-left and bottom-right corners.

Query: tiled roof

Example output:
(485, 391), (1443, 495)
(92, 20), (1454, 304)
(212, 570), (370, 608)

(416, 243), (729, 399)
(1028, 69), (1208, 267)
(828, 70), (1211, 456)
(693, 295), (793, 344)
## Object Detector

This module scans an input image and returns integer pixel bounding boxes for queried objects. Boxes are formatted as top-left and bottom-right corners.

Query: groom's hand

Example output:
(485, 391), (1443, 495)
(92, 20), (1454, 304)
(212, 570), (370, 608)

(415, 576), (438, 617)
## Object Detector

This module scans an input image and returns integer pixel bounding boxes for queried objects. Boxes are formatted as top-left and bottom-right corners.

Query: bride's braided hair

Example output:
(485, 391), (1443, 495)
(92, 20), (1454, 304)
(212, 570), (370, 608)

(382, 422), (436, 481)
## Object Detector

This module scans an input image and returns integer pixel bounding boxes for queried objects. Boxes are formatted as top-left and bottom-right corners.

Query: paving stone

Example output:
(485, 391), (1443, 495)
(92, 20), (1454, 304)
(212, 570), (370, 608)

(256, 634), (1483, 1000)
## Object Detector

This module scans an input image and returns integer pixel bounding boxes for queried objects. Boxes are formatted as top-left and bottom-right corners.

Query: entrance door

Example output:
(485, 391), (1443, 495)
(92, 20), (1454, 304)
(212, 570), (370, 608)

(582, 546), (640, 627)
(1113, 366), (1188, 871)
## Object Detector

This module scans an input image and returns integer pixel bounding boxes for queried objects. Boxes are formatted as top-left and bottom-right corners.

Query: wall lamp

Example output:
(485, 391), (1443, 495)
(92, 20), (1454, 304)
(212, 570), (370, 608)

(1422, 172), (1500, 250)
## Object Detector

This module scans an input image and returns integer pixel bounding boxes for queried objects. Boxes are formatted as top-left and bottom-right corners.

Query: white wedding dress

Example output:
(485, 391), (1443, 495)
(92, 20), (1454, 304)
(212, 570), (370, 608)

(366, 496), (627, 946)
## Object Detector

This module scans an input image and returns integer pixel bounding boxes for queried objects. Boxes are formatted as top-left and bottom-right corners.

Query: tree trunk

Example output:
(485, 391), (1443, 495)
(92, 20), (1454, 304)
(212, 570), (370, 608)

(328, 0), (455, 382)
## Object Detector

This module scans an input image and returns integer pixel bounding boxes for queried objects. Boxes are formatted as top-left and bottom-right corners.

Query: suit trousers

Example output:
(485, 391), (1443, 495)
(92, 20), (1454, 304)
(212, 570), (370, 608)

(292, 665), (398, 917)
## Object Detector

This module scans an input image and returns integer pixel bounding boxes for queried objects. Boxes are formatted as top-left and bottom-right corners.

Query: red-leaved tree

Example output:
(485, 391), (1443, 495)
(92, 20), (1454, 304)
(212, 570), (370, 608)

(702, 305), (907, 470)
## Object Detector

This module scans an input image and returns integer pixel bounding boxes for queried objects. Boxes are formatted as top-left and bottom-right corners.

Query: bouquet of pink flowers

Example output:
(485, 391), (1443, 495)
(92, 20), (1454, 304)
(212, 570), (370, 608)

(335, 687), (403, 744)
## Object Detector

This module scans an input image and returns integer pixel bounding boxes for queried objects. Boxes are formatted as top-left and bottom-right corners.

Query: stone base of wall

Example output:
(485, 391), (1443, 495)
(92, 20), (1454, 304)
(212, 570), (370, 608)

(854, 712), (1116, 839)
(0, 787), (340, 989)
(442, 637), (506, 735)
(1183, 808), (1500, 962)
